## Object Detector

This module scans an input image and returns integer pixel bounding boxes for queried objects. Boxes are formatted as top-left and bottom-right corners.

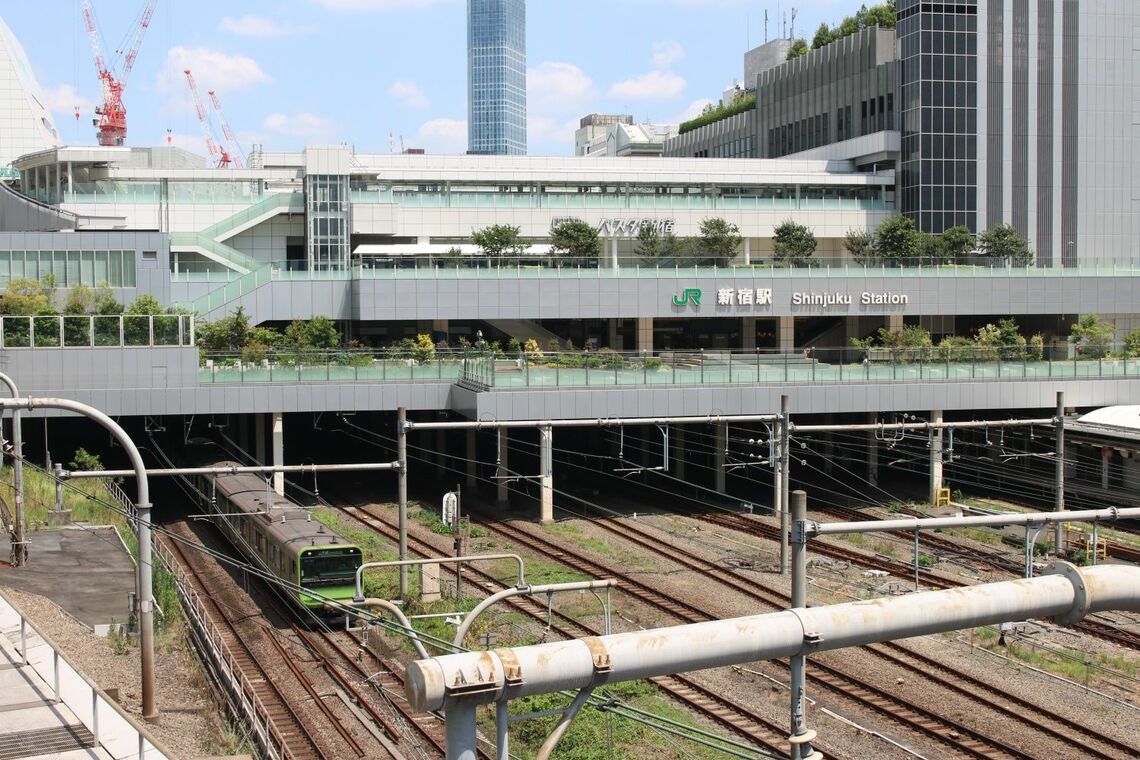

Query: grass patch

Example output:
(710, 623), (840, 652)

(542, 520), (585, 539)
(973, 626), (1140, 682)
(479, 679), (730, 760)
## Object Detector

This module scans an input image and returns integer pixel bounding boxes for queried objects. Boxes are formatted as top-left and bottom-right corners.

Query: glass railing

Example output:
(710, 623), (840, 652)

(180, 265), (272, 314)
(169, 233), (262, 274)
(198, 345), (1140, 387)
(0, 314), (195, 348)
(348, 190), (890, 212)
(199, 350), (465, 384)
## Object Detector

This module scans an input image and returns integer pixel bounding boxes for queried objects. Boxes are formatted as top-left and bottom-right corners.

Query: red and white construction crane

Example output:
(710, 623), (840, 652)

(207, 90), (244, 169)
(183, 69), (232, 168)
(80, 0), (157, 146)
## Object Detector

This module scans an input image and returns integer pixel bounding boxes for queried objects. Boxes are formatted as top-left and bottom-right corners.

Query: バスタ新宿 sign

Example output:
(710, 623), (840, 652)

(551, 217), (675, 236)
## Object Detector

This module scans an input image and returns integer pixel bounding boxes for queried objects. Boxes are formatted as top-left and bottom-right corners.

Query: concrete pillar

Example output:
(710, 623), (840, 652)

(254, 413), (266, 464)
(743, 237), (751, 265)
(714, 422), (727, 493)
(608, 320), (621, 351)
(742, 317), (757, 350)
(778, 316), (795, 352)
(466, 429), (478, 489)
(674, 427), (686, 480)
(636, 317), (653, 353)
(610, 238), (619, 271)
(929, 410), (944, 504)
(271, 412), (284, 496)
(496, 428), (510, 506)
(420, 563), (441, 603)
(1102, 447), (1112, 490)
(887, 313), (904, 333)
(867, 413), (879, 488)
(431, 319), (448, 338)
(539, 425), (554, 523)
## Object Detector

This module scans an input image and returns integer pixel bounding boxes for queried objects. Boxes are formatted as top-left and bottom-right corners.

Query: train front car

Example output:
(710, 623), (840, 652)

(202, 461), (364, 620)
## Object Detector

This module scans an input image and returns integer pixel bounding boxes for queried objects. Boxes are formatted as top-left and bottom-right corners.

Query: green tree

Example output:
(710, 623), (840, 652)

(772, 220), (817, 265)
(975, 318), (1028, 360)
(811, 23), (834, 49)
(472, 223), (526, 259)
(874, 216), (921, 261)
(1124, 328), (1140, 358)
(549, 219), (602, 261)
(197, 306), (251, 352)
(862, 3), (897, 28)
(978, 224), (1033, 266)
(92, 283), (121, 315)
(941, 225), (975, 262)
(786, 38), (809, 60)
(0, 278), (54, 315)
(440, 246), (463, 265)
(411, 333), (436, 364)
(69, 447), (104, 473)
(285, 316), (340, 349)
(919, 232), (948, 262)
(635, 223), (663, 260)
(62, 283), (94, 315)
(843, 229), (875, 265)
(1070, 314), (1114, 359)
(697, 217), (742, 263)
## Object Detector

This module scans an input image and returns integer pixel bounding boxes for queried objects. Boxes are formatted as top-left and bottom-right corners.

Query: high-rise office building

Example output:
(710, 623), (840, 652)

(0, 17), (59, 168)
(467, 0), (527, 155)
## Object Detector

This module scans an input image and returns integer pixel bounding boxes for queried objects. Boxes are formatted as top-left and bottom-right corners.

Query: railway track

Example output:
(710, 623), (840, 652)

(471, 508), (1136, 760)
(160, 525), (331, 760)
(337, 502), (825, 760)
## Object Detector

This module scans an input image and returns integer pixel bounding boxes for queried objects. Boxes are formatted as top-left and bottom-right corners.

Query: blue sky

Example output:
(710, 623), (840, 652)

(5, 0), (871, 157)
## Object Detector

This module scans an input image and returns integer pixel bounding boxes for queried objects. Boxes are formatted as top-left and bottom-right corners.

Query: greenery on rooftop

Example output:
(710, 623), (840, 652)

(677, 93), (757, 135)
(789, 2), (897, 60)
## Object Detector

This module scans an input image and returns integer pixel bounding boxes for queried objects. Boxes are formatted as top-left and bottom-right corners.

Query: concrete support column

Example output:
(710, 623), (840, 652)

(539, 425), (553, 523)
(271, 412), (284, 496)
(608, 320), (621, 351)
(778, 316), (795, 352)
(1102, 447), (1112, 490)
(714, 422), (727, 494)
(887, 313), (904, 333)
(466, 429), (478, 489)
(673, 427), (686, 480)
(636, 317), (653, 353)
(929, 410), (944, 504)
(742, 317), (757, 350)
(743, 237), (751, 265)
(254, 413), (266, 464)
(867, 413), (879, 488)
(496, 428), (510, 507)
(432, 319), (448, 338)
(610, 238), (619, 272)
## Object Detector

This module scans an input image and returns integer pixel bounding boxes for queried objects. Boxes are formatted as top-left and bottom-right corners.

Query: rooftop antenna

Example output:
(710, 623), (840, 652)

(790, 8), (797, 40)
(782, 12), (787, 40)
(765, 10), (769, 43)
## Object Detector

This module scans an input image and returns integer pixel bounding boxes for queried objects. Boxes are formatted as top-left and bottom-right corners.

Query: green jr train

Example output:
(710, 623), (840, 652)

(197, 462), (363, 615)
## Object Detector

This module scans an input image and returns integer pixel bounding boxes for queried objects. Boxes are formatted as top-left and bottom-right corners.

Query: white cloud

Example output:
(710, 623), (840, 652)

(388, 80), (430, 109)
(39, 83), (95, 122)
(416, 118), (467, 154)
(650, 40), (685, 68)
(263, 112), (339, 139)
(157, 47), (273, 97)
(677, 98), (713, 122)
(218, 15), (313, 38)
(528, 116), (579, 154)
(313, 0), (453, 10)
(527, 62), (595, 112)
(607, 70), (686, 101)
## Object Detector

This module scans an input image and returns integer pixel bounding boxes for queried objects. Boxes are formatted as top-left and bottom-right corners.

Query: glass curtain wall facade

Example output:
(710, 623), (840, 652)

(306, 175), (350, 271)
(898, 0), (979, 234)
(467, 0), (527, 155)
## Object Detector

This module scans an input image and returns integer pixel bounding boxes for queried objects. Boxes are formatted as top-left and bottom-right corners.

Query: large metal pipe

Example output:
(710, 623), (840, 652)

(806, 506), (1140, 538)
(0, 373), (25, 568)
(406, 563), (1140, 712)
(0, 397), (157, 720)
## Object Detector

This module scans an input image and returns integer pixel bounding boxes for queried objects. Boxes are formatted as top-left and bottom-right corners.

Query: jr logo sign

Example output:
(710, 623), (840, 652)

(672, 288), (702, 307)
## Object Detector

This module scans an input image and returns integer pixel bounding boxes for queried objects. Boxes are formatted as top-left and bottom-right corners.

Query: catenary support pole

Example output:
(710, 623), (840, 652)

(539, 425), (554, 523)
(496, 427), (509, 506)
(271, 412), (284, 496)
(398, 406), (409, 598)
(0, 373), (25, 567)
(780, 395), (791, 575)
(1054, 391), (1065, 551)
(0, 397), (157, 720)
(714, 422), (727, 493)
(866, 413), (878, 487)
(929, 409), (943, 504)
(788, 490), (816, 760)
